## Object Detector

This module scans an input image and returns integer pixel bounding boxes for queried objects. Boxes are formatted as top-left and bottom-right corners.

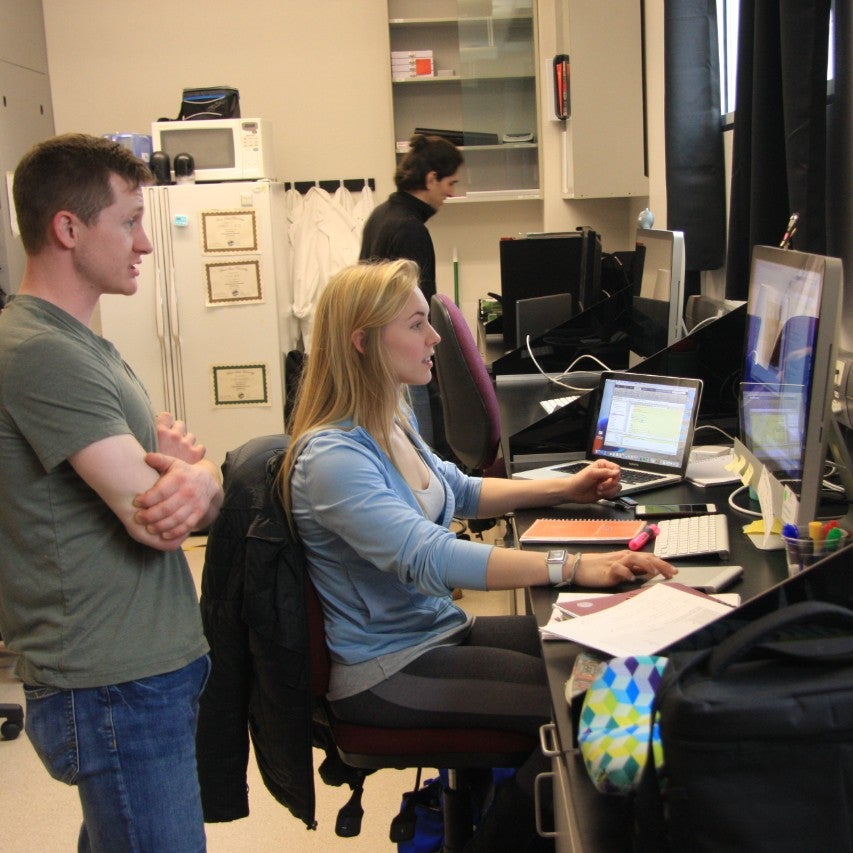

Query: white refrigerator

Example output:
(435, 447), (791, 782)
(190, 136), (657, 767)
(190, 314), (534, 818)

(99, 180), (296, 468)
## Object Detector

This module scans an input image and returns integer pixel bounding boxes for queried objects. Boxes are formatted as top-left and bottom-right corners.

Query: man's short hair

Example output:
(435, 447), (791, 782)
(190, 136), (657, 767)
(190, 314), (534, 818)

(13, 133), (154, 254)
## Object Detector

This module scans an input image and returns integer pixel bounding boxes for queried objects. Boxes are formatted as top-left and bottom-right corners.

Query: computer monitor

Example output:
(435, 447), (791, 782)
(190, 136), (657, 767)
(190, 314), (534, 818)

(685, 293), (728, 332)
(498, 229), (602, 348)
(498, 295), (747, 464)
(515, 293), (574, 348)
(739, 245), (844, 530)
(628, 228), (686, 360)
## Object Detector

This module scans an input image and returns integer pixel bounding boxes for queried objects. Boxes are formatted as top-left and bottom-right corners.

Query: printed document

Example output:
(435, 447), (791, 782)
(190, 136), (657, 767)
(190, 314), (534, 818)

(542, 583), (732, 656)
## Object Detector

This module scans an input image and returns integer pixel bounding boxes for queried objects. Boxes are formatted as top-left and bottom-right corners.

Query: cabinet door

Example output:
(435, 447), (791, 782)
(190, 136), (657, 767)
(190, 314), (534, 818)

(559, 0), (648, 198)
(0, 59), (55, 295)
(388, 0), (540, 201)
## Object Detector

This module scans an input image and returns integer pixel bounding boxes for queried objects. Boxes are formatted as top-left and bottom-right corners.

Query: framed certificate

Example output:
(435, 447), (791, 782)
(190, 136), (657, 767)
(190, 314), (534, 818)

(201, 210), (258, 253)
(205, 260), (263, 305)
(211, 363), (269, 406)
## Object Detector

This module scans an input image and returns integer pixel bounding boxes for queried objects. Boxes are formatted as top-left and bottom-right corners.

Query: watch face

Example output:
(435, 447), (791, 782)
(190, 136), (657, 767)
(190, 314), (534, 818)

(548, 549), (568, 562)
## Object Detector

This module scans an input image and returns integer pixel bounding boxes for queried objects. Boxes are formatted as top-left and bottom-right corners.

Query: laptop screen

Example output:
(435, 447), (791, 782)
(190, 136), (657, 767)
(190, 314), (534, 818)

(588, 372), (703, 473)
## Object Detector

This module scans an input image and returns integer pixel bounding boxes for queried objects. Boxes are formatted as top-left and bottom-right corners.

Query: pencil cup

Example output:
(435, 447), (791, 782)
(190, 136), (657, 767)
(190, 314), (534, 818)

(782, 530), (849, 577)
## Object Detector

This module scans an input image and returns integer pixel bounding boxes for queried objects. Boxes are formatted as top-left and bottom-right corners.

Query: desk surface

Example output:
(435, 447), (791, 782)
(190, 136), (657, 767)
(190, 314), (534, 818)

(515, 477), (853, 851)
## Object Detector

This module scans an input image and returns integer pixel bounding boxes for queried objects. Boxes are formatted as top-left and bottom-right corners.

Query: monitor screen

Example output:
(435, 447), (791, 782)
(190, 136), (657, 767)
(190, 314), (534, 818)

(498, 229), (601, 348)
(740, 245), (843, 528)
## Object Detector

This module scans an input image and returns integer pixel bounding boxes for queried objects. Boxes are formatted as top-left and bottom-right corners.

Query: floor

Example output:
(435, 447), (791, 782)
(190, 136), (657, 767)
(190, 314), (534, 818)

(0, 528), (516, 852)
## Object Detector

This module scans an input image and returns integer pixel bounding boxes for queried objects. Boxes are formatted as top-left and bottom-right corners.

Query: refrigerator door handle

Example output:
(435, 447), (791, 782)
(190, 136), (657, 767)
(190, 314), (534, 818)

(148, 187), (176, 414)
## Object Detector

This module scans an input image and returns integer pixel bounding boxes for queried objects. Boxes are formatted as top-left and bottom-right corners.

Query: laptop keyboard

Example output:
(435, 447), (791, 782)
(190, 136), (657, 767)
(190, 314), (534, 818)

(552, 461), (588, 476)
(653, 514), (731, 560)
(550, 464), (661, 484)
(618, 469), (659, 485)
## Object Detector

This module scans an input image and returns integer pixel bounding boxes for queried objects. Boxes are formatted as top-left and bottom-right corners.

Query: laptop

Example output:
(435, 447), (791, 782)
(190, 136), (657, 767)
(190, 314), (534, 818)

(514, 371), (704, 495)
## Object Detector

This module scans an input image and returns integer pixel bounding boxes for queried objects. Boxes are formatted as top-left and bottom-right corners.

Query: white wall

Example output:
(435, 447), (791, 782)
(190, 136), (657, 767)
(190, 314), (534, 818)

(40, 0), (666, 323)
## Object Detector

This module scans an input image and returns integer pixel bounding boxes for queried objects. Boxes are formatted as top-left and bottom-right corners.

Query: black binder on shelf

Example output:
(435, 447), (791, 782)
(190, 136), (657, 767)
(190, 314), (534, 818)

(414, 127), (500, 147)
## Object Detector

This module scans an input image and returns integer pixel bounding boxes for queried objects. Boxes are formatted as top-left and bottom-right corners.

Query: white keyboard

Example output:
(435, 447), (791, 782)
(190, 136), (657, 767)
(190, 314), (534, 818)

(653, 514), (731, 560)
(540, 395), (579, 414)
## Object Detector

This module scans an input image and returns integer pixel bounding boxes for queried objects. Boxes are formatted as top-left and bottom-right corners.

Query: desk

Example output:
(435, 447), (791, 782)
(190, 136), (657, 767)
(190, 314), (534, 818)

(514, 479), (790, 852)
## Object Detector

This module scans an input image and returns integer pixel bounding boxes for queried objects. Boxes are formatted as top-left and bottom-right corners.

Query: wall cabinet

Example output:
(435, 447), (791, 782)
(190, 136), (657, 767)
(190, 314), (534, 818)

(388, 0), (540, 201)
(557, 0), (648, 198)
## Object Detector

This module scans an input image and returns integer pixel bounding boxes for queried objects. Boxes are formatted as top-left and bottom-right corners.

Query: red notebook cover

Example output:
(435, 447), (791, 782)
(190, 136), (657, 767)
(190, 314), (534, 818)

(519, 518), (645, 544)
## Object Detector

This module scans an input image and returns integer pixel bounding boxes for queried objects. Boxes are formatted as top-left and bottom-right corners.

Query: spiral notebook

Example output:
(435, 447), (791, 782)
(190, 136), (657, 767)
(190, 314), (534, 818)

(519, 518), (645, 544)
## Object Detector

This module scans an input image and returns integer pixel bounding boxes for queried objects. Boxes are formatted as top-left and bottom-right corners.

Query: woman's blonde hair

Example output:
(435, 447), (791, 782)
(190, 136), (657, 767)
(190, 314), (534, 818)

(280, 258), (423, 512)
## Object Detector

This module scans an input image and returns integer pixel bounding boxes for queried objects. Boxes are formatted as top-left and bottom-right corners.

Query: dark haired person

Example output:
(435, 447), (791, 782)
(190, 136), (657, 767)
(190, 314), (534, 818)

(0, 133), (222, 850)
(360, 133), (464, 460)
(359, 132), (463, 303)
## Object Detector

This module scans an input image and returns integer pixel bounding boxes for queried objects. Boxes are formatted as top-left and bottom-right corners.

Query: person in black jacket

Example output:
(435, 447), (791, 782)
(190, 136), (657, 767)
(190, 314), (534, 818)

(359, 133), (463, 304)
(360, 134), (463, 460)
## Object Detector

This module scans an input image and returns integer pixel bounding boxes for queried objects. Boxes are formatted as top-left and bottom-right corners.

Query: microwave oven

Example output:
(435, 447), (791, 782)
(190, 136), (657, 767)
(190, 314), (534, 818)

(150, 117), (275, 182)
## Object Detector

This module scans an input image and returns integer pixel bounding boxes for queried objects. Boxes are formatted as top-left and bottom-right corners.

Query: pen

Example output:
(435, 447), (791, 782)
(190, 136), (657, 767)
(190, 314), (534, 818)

(779, 212), (799, 249)
(628, 523), (659, 551)
(821, 520), (839, 538)
(781, 523), (800, 539)
(808, 520), (824, 547)
(824, 526), (844, 553)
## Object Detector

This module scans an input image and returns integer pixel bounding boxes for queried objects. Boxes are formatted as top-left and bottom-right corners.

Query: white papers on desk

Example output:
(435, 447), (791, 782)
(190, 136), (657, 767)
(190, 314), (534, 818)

(686, 446), (738, 485)
(540, 584), (733, 656)
(540, 593), (611, 640)
(685, 445), (739, 486)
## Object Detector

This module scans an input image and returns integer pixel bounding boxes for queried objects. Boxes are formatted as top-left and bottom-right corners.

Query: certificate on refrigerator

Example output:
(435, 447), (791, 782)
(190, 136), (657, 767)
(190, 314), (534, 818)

(212, 364), (270, 406)
(205, 260), (263, 305)
(201, 209), (258, 253)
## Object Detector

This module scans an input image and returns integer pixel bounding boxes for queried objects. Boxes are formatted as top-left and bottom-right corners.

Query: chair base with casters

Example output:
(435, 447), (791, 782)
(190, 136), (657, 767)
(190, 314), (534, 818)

(0, 703), (23, 740)
(304, 571), (537, 850)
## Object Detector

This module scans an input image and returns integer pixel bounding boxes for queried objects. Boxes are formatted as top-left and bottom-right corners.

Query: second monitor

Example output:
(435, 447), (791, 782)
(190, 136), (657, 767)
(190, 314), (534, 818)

(629, 227), (686, 360)
(498, 228), (602, 348)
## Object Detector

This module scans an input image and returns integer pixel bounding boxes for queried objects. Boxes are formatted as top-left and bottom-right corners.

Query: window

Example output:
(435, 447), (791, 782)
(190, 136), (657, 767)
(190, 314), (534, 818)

(717, 0), (739, 117)
(716, 1), (835, 118)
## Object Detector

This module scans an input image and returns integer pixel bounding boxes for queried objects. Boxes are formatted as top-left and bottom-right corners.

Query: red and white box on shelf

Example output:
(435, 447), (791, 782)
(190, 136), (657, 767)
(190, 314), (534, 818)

(391, 50), (434, 80)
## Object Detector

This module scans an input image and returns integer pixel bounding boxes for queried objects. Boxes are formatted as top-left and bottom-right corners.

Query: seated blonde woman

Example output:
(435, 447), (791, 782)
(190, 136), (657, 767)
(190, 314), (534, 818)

(280, 259), (674, 849)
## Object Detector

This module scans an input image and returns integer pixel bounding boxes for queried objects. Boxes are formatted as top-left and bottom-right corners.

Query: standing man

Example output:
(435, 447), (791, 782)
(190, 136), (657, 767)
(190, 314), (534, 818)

(360, 134), (463, 459)
(0, 134), (223, 851)
(359, 133), (463, 304)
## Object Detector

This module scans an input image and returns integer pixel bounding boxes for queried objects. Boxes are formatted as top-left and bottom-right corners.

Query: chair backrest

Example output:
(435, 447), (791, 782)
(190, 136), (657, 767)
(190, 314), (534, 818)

(304, 571), (332, 700)
(430, 294), (502, 472)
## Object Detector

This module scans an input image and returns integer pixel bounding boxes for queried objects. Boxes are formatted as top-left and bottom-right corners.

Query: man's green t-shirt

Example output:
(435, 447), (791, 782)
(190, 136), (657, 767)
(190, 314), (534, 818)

(0, 296), (207, 688)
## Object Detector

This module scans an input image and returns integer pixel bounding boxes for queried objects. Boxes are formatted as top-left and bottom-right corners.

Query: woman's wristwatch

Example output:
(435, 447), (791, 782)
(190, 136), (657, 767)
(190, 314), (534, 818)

(546, 549), (581, 587)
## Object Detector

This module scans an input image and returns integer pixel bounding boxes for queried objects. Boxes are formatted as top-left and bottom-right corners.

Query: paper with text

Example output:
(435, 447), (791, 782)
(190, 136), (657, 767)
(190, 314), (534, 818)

(541, 583), (732, 656)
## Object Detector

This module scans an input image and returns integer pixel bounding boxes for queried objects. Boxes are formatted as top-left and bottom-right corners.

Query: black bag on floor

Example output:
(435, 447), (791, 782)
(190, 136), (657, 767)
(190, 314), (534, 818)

(635, 600), (853, 852)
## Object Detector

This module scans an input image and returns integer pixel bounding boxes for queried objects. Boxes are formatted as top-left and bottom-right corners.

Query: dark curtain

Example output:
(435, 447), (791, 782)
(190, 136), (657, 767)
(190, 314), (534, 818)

(664, 0), (727, 307)
(725, 1), (833, 299)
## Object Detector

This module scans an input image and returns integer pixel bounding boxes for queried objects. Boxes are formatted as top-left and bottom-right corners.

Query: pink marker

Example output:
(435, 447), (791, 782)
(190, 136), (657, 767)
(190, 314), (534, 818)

(628, 523), (660, 551)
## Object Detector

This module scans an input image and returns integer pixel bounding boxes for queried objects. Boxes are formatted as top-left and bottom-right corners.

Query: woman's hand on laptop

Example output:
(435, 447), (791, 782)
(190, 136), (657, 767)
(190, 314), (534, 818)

(576, 551), (677, 587)
(555, 459), (622, 503)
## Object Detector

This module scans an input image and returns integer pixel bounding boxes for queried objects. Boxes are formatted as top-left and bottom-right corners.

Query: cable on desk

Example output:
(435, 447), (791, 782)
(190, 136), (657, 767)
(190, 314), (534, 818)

(525, 334), (611, 393)
(692, 423), (736, 445)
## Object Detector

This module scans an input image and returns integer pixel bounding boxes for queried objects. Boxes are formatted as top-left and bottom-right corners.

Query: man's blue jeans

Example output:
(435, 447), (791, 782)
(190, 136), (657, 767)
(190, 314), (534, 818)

(24, 655), (210, 853)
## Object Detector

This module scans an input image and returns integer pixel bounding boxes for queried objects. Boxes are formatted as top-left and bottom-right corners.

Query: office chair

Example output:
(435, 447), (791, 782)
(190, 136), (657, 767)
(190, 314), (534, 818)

(304, 570), (536, 850)
(430, 294), (504, 477)
(0, 704), (22, 740)
(0, 638), (23, 740)
(429, 294), (518, 610)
